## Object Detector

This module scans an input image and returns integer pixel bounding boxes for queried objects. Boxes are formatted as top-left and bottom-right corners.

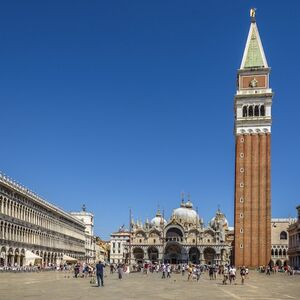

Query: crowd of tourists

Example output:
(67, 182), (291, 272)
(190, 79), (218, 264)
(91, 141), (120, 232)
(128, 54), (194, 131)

(101, 261), (297, 287)
(0, 263), (61, 272)
(258, 264), (296, 275)
(131, 262), (245, 285)
(69, 261), (128, 287)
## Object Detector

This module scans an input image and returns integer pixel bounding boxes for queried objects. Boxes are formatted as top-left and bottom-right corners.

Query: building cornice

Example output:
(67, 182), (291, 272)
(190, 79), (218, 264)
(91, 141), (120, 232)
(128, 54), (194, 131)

(0, 172), (85, 228)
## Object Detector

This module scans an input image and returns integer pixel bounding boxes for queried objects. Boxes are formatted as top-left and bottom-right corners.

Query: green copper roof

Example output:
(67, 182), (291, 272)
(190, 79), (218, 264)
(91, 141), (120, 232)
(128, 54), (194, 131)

(244, 28), (264, 68)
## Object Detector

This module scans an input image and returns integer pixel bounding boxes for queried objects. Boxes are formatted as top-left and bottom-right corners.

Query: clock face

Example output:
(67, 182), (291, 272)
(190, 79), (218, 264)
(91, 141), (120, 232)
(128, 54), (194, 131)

(240, 75), (267, 89)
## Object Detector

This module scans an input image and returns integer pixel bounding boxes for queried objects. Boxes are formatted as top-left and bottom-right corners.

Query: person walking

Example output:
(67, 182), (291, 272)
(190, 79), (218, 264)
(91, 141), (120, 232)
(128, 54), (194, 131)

(209, 266), (214, 280)
(110, 264), (114, 274)
(74, 263), (80, 278)
(161, 263), (166, 279)
(229, 266), (236, 284)
(187, 265), (193, 281)
(181, 264), (185, 276)
(196, 265), (201, 282)
(166, 264), (171, 278)
(240, 266), (246, 285)
(213, 265), (217, 280)
(223, 266), (229, 285)
(95, 261), (105, 287)
(117, 264), (123, 280)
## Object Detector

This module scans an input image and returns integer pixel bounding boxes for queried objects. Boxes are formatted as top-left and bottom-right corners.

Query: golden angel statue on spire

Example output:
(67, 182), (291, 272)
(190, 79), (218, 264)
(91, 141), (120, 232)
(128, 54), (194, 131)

(250, 8), (256, 18)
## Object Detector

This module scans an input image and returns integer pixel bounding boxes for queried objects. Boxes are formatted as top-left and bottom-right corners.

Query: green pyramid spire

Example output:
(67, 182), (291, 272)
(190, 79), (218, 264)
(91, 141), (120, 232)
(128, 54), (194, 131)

(240, 20), (268, 69)
(244, 29), (264, 68)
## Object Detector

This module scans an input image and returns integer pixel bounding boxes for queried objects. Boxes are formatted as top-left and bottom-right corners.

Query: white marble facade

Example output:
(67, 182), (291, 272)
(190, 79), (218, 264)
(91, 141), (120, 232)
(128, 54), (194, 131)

(124, 197), (232, 266)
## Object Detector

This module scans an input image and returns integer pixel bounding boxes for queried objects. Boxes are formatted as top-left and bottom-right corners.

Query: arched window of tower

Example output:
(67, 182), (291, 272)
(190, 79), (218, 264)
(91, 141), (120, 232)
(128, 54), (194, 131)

(243, 106), (248, 117)
(254, 105), (259, 116)
(248, 106), (254, 116)
(260, 105), (265, 116)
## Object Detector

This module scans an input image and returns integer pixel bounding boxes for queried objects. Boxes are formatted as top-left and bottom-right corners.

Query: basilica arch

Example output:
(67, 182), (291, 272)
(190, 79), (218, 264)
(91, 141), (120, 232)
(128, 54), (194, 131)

(165, 226), (184, 243)
(203, 247), (216, 265)
(164, 242), (183, 264)
(147, 246), (159, 262)
(188, 247), (200, 264)
(133, 247), (144, 263)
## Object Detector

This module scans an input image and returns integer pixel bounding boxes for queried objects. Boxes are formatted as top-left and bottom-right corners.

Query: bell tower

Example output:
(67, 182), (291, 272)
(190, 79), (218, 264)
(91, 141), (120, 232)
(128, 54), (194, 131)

(234, 9), (273, 267)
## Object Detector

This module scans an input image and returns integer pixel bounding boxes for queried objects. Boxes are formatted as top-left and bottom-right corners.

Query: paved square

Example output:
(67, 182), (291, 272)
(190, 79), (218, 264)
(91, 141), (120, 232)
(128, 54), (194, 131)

(0, 270), (299, 300)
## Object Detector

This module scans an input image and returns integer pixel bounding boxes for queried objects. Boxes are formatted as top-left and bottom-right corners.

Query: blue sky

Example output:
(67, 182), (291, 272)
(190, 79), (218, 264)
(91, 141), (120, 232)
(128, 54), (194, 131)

(1, 1), (299, 239)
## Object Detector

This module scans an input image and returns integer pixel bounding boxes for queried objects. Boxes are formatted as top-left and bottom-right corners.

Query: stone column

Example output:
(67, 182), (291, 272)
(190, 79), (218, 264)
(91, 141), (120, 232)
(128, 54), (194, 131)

(200, 252), (205, 265)
(215, 253), (221, 265)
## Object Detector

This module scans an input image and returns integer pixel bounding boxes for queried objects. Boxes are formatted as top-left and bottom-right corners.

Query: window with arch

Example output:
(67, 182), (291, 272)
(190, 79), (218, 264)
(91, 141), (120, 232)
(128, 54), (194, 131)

(254, 105), (259, 116)
(243, 106), (247, 117)
(260, 105), (265, 116)
(280, 231), (287, 240)
(271, 249), (274, 256)
(248, 106), (253, 116)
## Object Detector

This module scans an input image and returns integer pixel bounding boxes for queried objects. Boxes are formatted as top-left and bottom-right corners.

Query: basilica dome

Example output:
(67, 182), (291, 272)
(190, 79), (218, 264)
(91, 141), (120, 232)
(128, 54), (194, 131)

(209, 208), (228, 230)
(151, 209), (167, 227)
(173, 200), (199, 224)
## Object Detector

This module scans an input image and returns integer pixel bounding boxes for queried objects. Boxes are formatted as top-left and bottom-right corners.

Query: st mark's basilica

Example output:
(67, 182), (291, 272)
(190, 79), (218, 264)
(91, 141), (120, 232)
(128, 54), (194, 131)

(129, 195), (233, 266)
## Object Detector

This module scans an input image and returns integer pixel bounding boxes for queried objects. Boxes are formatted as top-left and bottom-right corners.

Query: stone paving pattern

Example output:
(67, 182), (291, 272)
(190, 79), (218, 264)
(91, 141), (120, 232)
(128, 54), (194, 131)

(0, 270), (299, 300)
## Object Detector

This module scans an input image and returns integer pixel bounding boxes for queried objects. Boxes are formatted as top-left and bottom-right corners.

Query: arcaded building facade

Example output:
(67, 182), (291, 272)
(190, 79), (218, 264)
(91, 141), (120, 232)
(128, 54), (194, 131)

(271, 218), (295, 267)
(129, 198), (232, 266)
(234, 12), (273, 267)
(0, 173), (86, 267)
(288, 206), (300, 269)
